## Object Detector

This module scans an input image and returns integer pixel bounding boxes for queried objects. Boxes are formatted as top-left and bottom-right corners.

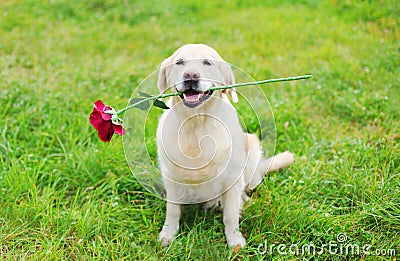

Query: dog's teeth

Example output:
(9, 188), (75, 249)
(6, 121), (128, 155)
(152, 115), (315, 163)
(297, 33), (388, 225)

(183, 92), (202, 103)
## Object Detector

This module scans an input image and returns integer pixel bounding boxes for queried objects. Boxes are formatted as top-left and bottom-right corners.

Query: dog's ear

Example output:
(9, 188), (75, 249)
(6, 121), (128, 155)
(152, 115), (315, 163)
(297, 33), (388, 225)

(157, 57), (171, 94)
(220, 62), (238, 103)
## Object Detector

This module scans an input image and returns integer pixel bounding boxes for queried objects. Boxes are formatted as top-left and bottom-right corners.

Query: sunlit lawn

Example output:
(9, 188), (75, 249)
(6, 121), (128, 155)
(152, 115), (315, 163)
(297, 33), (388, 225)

(0, 0), (399, 260)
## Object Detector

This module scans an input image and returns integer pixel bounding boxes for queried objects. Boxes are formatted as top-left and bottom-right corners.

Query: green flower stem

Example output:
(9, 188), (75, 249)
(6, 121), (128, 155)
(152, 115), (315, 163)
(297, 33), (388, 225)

(208, 74), (313, 91)
(116, 74), (313, 115)
(116, 92), (178, 115)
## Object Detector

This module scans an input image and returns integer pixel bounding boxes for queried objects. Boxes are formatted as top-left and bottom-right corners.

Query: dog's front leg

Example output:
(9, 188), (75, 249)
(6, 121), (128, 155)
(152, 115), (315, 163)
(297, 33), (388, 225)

(222, 182), (246, 248)
(159, 202), (181, 247)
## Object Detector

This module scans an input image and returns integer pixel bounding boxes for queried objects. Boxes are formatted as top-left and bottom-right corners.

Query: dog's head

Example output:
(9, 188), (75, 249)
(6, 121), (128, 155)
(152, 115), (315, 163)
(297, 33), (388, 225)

(157, 44), (238, 108)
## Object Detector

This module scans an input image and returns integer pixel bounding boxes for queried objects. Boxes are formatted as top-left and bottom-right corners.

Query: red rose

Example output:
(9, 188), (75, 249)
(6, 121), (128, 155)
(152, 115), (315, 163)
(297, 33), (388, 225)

(89, 100), (125, 142)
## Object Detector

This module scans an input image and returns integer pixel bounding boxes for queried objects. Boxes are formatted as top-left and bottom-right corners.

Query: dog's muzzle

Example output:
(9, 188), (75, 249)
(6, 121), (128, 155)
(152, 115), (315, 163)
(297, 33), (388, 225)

(178, 71), (213, 108)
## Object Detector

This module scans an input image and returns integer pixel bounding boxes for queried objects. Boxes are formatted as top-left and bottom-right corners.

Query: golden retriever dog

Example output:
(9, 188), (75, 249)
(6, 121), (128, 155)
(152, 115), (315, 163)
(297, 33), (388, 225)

(156, 44), (294, 248)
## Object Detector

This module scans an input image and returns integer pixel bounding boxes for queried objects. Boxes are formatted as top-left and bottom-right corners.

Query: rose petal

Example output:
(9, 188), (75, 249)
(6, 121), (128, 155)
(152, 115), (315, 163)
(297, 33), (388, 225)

(93, 100), (106, 111)
(89, 109), (106, 131)
(113, 124), (125, 136)
(101, 113), (112, 121)
(101, 105), (113, 121)
(97, 120), (114, 142)
(93, 100), (113, 121)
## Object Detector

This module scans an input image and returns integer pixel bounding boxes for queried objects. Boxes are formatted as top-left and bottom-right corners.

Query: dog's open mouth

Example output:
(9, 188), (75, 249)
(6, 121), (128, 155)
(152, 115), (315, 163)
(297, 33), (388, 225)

(179, 89), (213, 108)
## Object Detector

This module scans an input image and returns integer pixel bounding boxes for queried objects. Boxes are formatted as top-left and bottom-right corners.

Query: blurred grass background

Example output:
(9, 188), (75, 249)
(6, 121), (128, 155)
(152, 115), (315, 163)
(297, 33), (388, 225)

(0, 0), (399, 260)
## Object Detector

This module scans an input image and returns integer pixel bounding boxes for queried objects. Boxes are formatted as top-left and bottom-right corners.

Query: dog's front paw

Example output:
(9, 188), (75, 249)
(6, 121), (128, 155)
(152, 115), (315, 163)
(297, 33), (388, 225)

(226, 232), (246, 249)
(158, 226), (178, 247)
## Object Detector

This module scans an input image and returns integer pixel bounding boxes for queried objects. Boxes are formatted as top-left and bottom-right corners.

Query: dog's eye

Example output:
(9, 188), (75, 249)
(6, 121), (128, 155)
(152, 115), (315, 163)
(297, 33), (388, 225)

(203, 59), (212, 66)
(176, 59), (185, 65)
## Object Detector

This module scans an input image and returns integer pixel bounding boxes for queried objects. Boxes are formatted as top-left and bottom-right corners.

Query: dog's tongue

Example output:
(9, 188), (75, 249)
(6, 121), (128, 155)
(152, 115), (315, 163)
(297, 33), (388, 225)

(183, 92), (203, 103)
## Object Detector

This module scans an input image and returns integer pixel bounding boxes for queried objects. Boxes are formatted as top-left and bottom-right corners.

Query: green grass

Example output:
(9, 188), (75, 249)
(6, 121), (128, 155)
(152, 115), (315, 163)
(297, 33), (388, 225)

(1, 0), (399, 260)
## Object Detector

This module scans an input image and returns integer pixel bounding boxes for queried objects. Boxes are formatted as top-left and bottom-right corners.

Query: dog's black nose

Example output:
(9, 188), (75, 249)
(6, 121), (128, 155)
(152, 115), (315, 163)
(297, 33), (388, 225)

(183, 70), (200, 81)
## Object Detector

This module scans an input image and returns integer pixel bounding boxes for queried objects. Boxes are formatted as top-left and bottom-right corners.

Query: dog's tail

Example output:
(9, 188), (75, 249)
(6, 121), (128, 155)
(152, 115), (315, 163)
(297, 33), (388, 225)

(244, 134), (294, 190)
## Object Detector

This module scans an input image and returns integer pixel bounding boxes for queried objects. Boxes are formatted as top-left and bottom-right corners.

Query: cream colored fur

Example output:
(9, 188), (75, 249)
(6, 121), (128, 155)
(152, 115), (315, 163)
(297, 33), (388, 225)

(156, 44), (294, 248)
